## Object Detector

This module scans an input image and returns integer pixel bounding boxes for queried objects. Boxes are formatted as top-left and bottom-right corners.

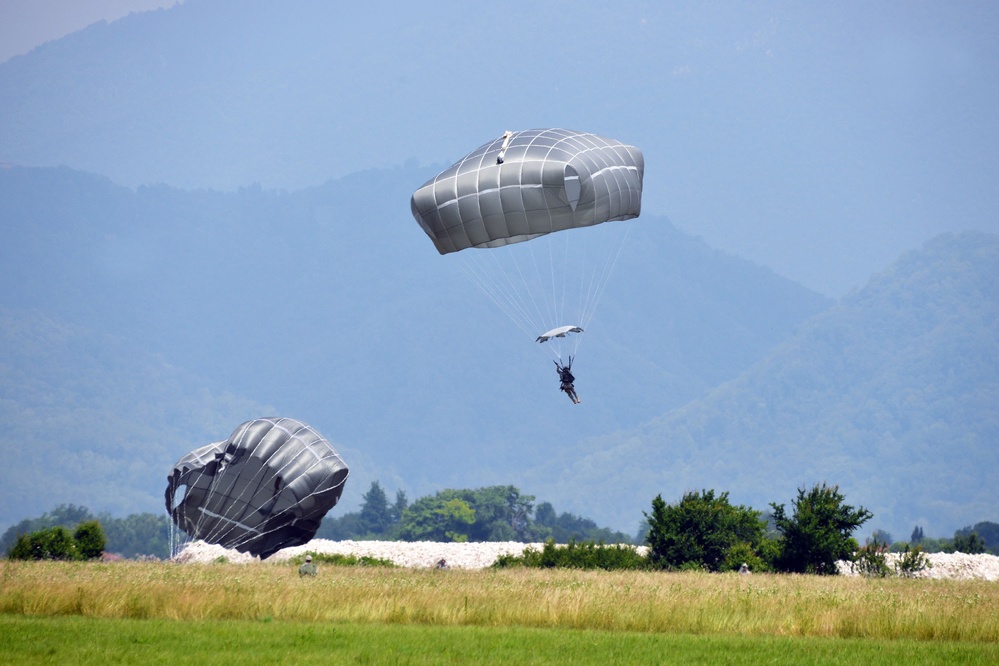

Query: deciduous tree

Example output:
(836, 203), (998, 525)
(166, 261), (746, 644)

(645, 489), (766, 571)
(73, 520), (106, 560)
(396, 494), (476, 542)
(770, 483), (872, 574)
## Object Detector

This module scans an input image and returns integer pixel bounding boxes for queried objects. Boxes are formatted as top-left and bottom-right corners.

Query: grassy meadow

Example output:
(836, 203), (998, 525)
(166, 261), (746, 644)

(2, 560), (998, 664)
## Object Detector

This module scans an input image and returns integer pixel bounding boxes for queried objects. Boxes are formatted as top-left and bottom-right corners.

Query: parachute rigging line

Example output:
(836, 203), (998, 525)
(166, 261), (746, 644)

(410, 128), (644, 361)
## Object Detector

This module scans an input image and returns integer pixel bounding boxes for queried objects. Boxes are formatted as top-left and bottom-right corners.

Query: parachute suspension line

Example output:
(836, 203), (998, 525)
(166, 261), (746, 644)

(175, 432), (347, 557)
(553, 229), (577, 361)
(567, 220), (634, 360)
(202, 424), (313, 552)
(585, 219), (632, 327)
(172, 455), (219, 553)
(457, 222), (632, 365)
(168, 515), (184, 559)
(461, 248), (547, 340)
(553, 225), (570, 332)
(514, 240), (558, 335)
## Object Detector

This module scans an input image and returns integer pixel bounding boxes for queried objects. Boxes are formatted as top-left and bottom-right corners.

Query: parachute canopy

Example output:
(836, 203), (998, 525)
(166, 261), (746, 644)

(411, 128), (644, 255)
(165, 417), (349, 559)
(536, 325), (583, 343)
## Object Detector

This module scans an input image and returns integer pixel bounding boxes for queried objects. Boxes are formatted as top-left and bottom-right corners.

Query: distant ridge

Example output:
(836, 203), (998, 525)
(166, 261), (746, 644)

(532, 231), (999, 538)
(0, 164), (830, 531)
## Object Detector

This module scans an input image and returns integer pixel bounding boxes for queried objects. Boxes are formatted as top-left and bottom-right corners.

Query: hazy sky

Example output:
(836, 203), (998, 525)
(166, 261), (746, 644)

(0, 0), (184, 63)
(1, 1), (997, 296)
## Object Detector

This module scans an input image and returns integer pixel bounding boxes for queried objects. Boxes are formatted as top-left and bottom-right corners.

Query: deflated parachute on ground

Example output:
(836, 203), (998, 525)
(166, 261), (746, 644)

(410, 128), (644, 254)
(165, 417), (349, 559)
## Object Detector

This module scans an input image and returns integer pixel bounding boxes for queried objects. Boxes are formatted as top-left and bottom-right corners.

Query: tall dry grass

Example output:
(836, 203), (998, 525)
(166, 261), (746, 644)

(2, 560), (997, 641)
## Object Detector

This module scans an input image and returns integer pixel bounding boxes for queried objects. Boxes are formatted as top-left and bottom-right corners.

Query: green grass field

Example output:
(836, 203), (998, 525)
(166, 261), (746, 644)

(2, 560), (997, 664)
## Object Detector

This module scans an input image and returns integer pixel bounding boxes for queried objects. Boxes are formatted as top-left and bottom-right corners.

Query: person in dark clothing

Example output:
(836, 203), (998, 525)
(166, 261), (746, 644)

(554, 358), (580, 404)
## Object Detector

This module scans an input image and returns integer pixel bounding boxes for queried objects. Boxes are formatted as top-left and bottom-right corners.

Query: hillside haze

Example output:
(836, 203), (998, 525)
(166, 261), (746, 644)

(534, 232), (999, 538)
(0, 165), (833, 533)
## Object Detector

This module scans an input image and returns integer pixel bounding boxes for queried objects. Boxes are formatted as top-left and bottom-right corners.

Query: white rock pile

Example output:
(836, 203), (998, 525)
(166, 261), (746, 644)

(837, 552), (999, 581)
(172, 540), (999, 580)
(172, 539), (553, 568)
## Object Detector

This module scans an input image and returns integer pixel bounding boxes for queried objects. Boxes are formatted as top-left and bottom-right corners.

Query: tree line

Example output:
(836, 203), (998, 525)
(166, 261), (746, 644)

(314, 482), (633, 545)
(1, 504), (168, 559)
(3, 483), (997, 568)
(498, 483), (978, 575)
(0, 483), (633, 559)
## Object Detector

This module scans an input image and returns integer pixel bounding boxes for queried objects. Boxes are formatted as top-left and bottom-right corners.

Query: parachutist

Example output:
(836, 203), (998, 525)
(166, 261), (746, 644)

(555, 358), (581, 405)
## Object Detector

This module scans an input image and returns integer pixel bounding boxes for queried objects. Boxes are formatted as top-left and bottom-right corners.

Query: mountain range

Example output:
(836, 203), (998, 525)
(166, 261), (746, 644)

(1, 2), (997, 542)
(1, 163), (996, 540)
(527, 231), (999, 536)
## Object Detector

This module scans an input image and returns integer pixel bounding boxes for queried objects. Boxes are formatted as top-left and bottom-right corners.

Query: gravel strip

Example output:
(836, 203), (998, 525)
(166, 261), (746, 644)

(172, 540), (999, 580)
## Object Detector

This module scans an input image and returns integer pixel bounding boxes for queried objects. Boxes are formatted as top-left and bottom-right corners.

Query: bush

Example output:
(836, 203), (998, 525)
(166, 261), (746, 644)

(8, 526), (79, 561)
(854, 535), (892, 578)
(955, 522), (999, 554)
(770, 483), (872, 575)
(293, 551), (396, 568)
(7, 520), (107, 561)
(645, 490), (766, 572)
(0, 504), (94, 554)
(722, 541), (770, 574)
(73, 520), (106, 560)
(494, 539), (648, 570)
(894, 543), (932, 577)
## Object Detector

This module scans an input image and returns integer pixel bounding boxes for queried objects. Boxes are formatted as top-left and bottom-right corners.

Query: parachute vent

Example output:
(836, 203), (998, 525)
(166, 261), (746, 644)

(496, 130), (514, 164)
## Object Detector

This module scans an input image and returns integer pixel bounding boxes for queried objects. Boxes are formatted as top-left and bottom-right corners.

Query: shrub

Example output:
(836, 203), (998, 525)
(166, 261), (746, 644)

(770, 483), (872, 575)
(493, 539), (647, 570)
(722, 541), (770, 573)
(293, 552), (396, 567)
(73, 520), (106, 560)
(894, 543), (932, 577)
(854, 535), (891, 578)
(645, 490), (766, 571)
(7, 526), (78, 560)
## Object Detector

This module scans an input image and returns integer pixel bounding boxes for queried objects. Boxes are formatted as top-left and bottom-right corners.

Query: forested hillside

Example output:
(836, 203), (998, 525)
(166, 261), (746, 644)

(531, 232), (999, 538)
(0, 307), (276, 526)
(0, 165), (830, 532)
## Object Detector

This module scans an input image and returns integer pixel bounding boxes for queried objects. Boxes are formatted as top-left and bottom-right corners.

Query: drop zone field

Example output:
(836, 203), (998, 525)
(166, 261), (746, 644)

(2, 560), (997, 664)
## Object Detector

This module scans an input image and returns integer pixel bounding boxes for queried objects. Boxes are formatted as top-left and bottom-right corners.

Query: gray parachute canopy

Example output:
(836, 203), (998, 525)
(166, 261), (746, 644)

(411, 128), (644, 254)
(165, 417), (349, 559)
